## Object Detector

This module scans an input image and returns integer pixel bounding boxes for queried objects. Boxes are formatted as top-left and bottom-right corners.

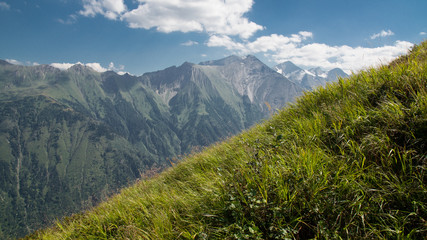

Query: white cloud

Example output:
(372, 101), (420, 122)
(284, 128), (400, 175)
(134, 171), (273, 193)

(271, 40), (412, 73)
(0, 2), (10, 10)
(420, 32), (427, 36)
(206, 31), (413, 73)
(5, 58), (125, 73)
(208, 31), (312, 54)
(370, 29), (394, 40)
(6, 59), (22, 65)
(80, 0), (127, 20)
(50, 62), (119, 72)
(299, 31), (313, 40)
(207, 35), (246, 52)
(86, 62), (108, 72)
(108, 62), (125, 71)
(181, 40), (199, 46)
(246, 32), (312, 53)
(117, 71), (130, 75)
(6, 59), (40, 66)
(80, 0), (263, 39)
(50, 62), (77, 70)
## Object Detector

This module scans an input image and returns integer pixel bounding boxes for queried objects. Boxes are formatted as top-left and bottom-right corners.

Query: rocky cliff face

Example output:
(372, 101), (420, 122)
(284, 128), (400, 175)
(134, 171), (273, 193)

(200, 55), (302, 111)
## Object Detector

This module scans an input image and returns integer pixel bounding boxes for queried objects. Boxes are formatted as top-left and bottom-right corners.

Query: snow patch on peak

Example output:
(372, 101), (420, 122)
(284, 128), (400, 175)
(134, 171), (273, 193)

(275, 60), (349, 90)
(304, 69), (315, 76)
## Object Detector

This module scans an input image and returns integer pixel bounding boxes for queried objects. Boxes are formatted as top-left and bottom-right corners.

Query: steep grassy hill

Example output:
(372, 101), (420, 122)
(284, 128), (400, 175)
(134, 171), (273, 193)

(27, 42), (426, 239)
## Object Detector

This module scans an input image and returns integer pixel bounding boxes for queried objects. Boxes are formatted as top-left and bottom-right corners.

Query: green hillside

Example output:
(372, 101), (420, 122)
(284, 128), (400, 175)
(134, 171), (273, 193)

(27, 41), (426, 239)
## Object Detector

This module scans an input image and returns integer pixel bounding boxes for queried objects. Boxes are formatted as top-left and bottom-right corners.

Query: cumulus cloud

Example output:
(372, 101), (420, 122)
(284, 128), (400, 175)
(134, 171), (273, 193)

(50, 61), (125, 72)
(6, 59), (40, 66)
(108, 62), (129, 75)
(420, 32), (427, 36)
(86, 62), (108, 72)
(181, 40), (199, 46)
(122, 0), (263, 38)
(208, 31), (312, 54)
(207, 35), (246, 52)
(78, 0), (263, 39)
(245, 31), (313, 53)
(80, 0), (127, 20)
(370, 30), (394, 40)
(299, 31), (313, 39)
(206, 31), (413, 73)
(0, 2), (10, 10)
(108, 62), (125, 72)
(5, 59), (22, 65)
(50, 62), (76, 70)
(271, 40), (412, 73)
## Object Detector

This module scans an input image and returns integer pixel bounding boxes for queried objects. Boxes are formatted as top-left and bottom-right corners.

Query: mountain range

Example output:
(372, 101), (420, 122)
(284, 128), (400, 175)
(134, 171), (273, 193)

(0, 55), (345, 238)
(274, 61), (348, 90)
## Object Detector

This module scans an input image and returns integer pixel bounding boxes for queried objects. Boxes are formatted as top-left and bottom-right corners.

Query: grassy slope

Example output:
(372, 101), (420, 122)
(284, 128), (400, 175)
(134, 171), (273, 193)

(28, 42), (427, 239)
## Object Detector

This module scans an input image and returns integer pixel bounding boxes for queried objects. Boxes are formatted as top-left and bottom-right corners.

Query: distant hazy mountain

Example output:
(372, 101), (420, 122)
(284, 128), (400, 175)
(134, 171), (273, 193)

(274, 61), (349, 90)
(199, 55), (302, 112)
(0, 55), (302, 238)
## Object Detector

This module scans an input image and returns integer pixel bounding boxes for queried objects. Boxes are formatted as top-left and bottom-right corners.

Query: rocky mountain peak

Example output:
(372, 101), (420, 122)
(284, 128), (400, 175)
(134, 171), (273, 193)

(327, 68), (348, 79)
(275, 61), (349, 90)
(309, 67), (325, 76)
(199, 55), (242, 66)
(69, 63), (94, 74)
(274, 61), (301, 74)
(180, 61), (195, 68)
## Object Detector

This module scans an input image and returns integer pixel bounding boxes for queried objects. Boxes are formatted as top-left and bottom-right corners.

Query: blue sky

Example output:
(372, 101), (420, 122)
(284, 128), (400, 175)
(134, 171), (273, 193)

(0, 0), (426, 75)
